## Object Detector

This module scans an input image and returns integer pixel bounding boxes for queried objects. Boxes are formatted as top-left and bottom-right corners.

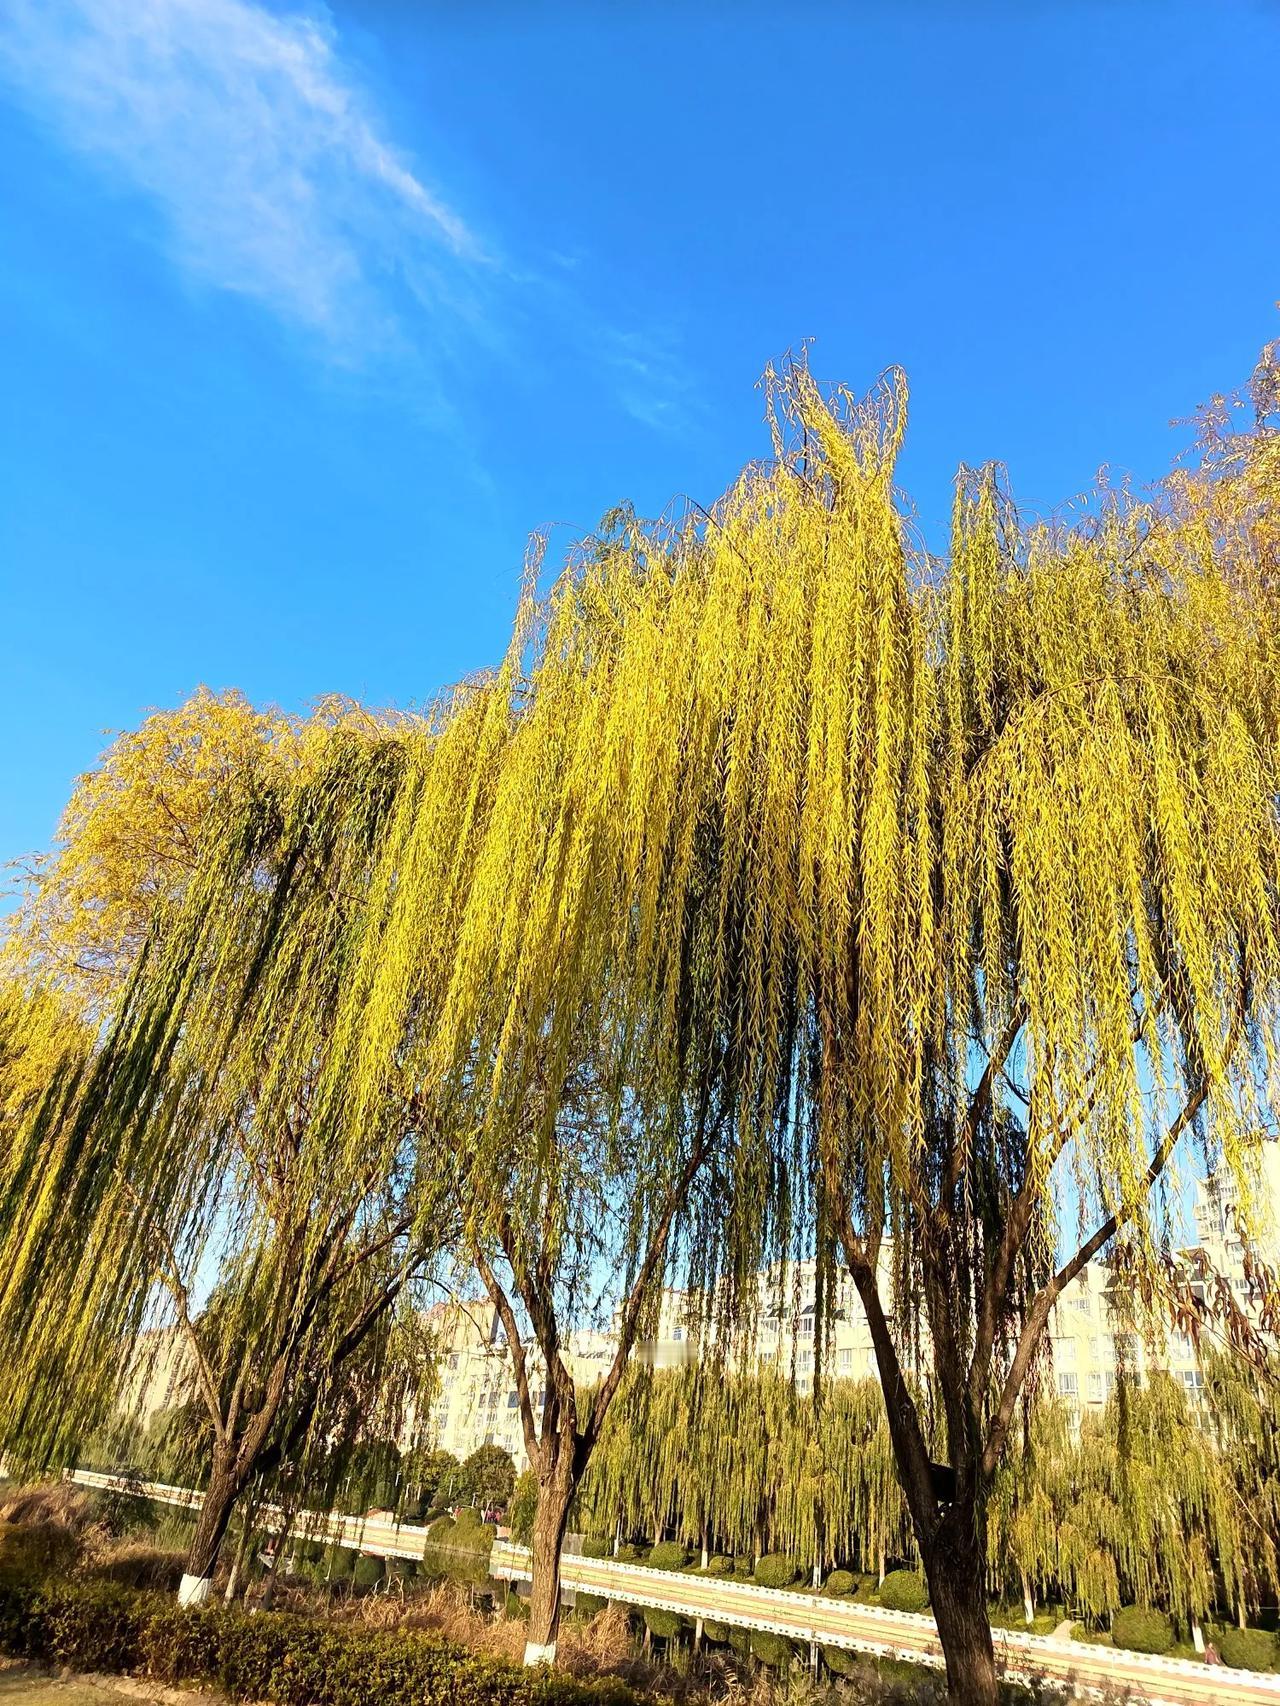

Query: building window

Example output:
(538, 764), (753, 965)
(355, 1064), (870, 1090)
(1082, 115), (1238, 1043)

(1057, 1372), (1078, 1399)
(838, 1348), (853, 1371)
(1056, 1339), (1076, 1366)
(1087, 1373), (1104, 1403)
(673, 1327), (683, 1342)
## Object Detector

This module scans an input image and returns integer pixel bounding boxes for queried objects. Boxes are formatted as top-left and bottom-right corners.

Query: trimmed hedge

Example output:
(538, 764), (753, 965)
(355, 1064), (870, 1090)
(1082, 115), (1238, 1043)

(1220, 1626), (1278, 1672)
(613, 1544), (645, 1564)
(572, 1592), (608, 1618)
(749, 1631), (793, 1668)
(752, 1553), (798, 1589)
(351, 1556), (385, 1591)
(641, 1607), (683, 1639)
(645, 1542), (688, 1572)
(580, 1538), (612, 1560)
(702, 1620), (729, 1643)
(0, 1577), (638, 1706)
(821, 1569), (855, 1597)
(878, 1570), (928, 1613)
(822, 1645), (859, 1678)
(1111, 1606), (1173, 1655)
(704, 1555), (733, 1578)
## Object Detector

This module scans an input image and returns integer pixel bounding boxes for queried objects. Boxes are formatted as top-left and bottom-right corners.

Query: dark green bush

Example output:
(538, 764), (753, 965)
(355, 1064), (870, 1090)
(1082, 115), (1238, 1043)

(752, 1553), (799, 1589)
(642, 1607), (683, 1639)
(0, 1520), (80, 1582)
(613, 1543), (645, 1563)
(325, 1544), (358, 1580)
(572, 1592), (608, 1618)
(0, 1576), (643, 1706)
(351, 1555), (385, 1591)
(704, 1556), (733, 1577)
(749, 1631), (793, 1668)
(821, 1569), (855, 1597)
(877, 1570), (928, 1613)
(822, 1645), (859, 1678)
(1111, 1606), (1173, 1655)
(645, 1542), (688, 1572)
(1219, 1626), (1278, 1671)
(702, 1620), (729, 1643)
(580, 1537), (611, 1560)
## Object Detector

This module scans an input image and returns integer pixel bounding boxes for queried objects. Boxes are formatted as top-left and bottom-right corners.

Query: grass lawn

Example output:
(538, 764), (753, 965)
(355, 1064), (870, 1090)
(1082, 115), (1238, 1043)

(0, 1667), (180, 1705)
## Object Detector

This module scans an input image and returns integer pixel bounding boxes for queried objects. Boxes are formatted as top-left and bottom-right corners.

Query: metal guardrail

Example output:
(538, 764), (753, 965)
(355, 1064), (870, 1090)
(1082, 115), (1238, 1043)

(67, 1472), (1280, 1704)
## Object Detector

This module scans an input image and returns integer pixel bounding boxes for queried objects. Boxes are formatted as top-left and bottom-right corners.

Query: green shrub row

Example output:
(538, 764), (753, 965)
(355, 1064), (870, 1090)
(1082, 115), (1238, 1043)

(0, 1576), (638, 1706)
(1110, 1606), (1173, 1655)
(1219, 1626), (1279, 1672)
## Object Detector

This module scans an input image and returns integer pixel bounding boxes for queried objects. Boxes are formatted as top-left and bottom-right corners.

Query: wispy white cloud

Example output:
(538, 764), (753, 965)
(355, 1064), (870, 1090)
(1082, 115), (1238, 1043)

(0, 0), (696, 430)
(0, 0), (483, 352)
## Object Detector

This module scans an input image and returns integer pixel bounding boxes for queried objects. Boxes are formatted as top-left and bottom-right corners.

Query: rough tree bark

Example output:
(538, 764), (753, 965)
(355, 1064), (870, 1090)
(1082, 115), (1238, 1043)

(475, 1134), (710, 1667)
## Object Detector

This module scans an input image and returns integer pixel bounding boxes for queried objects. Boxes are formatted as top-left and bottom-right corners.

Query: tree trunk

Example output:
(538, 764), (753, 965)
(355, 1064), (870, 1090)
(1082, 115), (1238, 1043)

(525, 1466), (575, 1665)
(920, 1512), (1000, 1706)
(181, 1449), (244, 1603)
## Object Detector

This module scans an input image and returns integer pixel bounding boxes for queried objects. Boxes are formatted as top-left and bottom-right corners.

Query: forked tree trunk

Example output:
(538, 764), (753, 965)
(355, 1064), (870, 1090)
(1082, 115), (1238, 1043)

(524, 1462), (576, 1665)
(919, 1508), (999, 1706)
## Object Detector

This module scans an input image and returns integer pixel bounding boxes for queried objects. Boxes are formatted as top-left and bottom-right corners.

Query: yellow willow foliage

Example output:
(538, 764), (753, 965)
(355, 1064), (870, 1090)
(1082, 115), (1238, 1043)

(324, 356), (1280, 1306)
(579, 1366), (913, 1574)
(2, 688), (289, 1007)
(0, 703), (452, 1456)
(4, 352), (1279, 1464)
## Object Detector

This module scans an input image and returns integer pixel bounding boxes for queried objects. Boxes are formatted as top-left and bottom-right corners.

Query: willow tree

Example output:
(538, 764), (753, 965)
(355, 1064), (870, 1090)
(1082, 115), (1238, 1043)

(0, 707), (458, 1600)
(268, 347), (1276, 1699)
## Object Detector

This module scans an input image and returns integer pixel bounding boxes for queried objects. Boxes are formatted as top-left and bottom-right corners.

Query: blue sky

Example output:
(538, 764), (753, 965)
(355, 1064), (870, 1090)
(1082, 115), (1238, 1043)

(1, 0), (1278, 873)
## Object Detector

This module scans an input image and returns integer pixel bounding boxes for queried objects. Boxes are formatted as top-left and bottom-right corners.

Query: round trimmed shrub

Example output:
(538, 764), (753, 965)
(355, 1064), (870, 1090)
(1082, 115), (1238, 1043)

(643, 1607), (684, 1638)
(425, 1515), (455, 1543)
(647, 1541), (689, 1572)
(581, 1536), (612, 1559)
(878, 1569), (928, 1613)
(750, 1631), (794, 1668)
(704, 1555), (733, 1577)
(823, 1644), (860, 1677)
(573, 1590), (608, 1617)
(454, 1505), (482, 1529)
(614, 1542), (645, 1563)
(1111, 1606), (1173, 1655)
(822, 1568), (856, 1597)
(753, 1552), (799, 1589)
(1220, 1627), (1279, 1671)
(732, 1557), (753, 1577)
(728, 1625), (750, 1655)
(703, 1620), (730, 1642)
(351, 1554), (385, 1590)
(324, 1543), (358, 1579)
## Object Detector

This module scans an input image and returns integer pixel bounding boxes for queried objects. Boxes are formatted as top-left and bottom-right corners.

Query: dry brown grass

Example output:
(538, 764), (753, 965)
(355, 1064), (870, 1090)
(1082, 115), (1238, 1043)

(0, 1483), (95, 1533)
